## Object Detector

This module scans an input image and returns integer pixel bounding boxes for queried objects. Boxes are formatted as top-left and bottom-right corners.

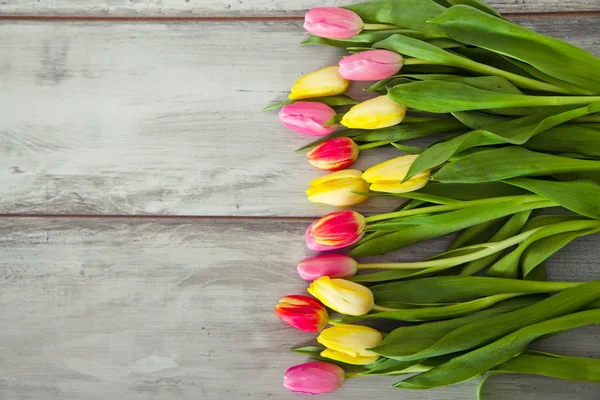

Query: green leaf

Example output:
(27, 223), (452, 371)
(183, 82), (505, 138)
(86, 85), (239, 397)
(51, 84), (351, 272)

(492, 352), (600, 381)
(486, 219), (600, 278)
(460, 211), (532, 276)
(352, 197), (552, 256)
(386, 281), (600, 365)
(525, 124), (600, 157)
(425, 38), (463, 49)
(521, 227), (600, 278)
(445, 0), (501, 17)
(375, 35), (578, 93)
(433, 147), (600, 183)
(351, 118), (465, 142)
(369, 275), (576, 305)
(391, 143), (425, 154)
(395, 308), (600, 389)
(451, 111), (510, 129)
(300, 29), (438, 49)
(339, 294), (525, 322)
(324, 114), (344, 126)
(371, 304), (528, 359)
(429, 5), (600, 93)
(360, 359), (424, 376)
(406, 103), (600, 180)
(447, 217), (507, 251)
(388, 81), (600, 113)
(418, 182), (527, 200)
(501, 56), (594, 95)
(345, 0), (448, 36)
(263, 95), (358, 111)
(290, 346), (325, 355)
(505, 177), (600, 218)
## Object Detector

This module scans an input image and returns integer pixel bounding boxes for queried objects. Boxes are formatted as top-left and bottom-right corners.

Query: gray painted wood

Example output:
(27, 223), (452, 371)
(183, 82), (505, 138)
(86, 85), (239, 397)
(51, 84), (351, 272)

(1, 17), (599, 217)
(0, 218), (598, 399)
(0, 0), (598, 16)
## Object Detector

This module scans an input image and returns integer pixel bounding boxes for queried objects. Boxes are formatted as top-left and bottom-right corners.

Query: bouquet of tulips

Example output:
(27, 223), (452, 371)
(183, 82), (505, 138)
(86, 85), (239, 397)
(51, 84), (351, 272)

(268, 0), (600, 397)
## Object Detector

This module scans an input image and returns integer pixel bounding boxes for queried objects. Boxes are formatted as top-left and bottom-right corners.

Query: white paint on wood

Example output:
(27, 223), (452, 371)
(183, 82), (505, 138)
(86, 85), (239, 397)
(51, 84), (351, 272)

(0, 0), (598, 16)
(0, 218), (598, 399)
(0, 19), (599, 216)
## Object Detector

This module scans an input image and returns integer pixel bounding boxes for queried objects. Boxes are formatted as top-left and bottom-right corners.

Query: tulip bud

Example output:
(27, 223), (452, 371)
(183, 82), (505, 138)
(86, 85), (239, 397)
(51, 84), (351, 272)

(304, 7), (364, 39)
(289, 66), (350, 100)
(339, 50), (404, 81)
(362, 154), (431, 193)
(318, 324), (383, 365)
(297, 254), (358, 281)
(308, 276), (374, 316)
(283, 361), (345, 394)
(306, 169), (369, 207)
(278, 102), (338, 137)
(306, 137), (359, 171)
(305, 210), (366, 251)
(341, 95), (407, 130)
(275, 295), (329, 332)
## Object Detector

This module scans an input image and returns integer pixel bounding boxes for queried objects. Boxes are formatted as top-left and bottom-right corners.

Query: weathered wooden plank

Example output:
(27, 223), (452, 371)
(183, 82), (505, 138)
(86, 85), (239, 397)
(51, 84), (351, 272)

(0, 218), (598, 399)
(0, 0), (598, 16)
(1, 18), (599, 217)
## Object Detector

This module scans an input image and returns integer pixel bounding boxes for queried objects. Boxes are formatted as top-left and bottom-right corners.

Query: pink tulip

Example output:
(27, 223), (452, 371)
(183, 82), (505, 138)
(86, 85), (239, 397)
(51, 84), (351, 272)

(283, 361), (345, 394)
(297, 254), (358, 281)
(278, 102), (338, 136)
(274, 295), (329, 332)
(339, 50), (404, 81)
(304, 7), (364, 39)
(305, 210), (366, 251)
(306, 137), (359, 171)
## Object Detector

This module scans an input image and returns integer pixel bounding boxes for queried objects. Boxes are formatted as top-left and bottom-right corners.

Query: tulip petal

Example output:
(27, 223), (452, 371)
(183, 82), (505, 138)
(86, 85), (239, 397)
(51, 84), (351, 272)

(320, 349), (380, 365)
(289, 66), (350, 100)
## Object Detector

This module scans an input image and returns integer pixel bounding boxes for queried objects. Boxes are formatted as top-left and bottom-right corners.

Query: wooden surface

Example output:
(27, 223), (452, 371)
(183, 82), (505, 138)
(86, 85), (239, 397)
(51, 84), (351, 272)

(1, 218), (599, 399)
(1, 17), (599, 217)
(0, 1), (599, 399)
(1, 0), (599, 16)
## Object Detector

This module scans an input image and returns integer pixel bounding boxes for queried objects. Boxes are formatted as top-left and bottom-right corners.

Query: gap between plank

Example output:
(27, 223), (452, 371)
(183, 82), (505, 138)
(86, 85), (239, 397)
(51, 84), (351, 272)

(0, 213), (316, 221)
(0, 11), (599, 21)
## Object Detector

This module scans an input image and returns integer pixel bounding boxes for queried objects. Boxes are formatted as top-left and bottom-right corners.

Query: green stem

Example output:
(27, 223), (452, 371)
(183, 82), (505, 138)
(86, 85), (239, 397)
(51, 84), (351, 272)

(372, 304), (397, 312)
(358, 141), (391, 150)
(357, 228), (542, 270)
(364, 194), (542, 223)
(344, 371), (363, 378)
(456, 58), (584, 95)
(363, 23), (398, 30)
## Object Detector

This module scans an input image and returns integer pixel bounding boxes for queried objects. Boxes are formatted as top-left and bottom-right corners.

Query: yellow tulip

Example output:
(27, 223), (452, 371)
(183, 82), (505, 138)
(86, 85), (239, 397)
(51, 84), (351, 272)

(318, 324), (383, 365)
(289, 66), (350, 100)
(362, 155), (430, 193)
(320, 349), (379, 365)
(306, 169), (369, 207)
(341, 95), (407, 130)
(307, 276), (374, 316)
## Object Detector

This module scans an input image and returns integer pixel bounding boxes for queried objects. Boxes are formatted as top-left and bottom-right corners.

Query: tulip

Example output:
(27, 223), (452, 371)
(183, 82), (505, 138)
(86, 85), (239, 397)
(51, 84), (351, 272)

(308, 276), (374, 316)
(275, 295), (329, 332)
(306, 137), (359, 171)
(341, 95), (407, 130)
(289, 66), (350, 100)
(297, 254), (358, 281)
(318, 324), (383, 365)
(303, 7), (364, 39)
(305, 210), (366, 251)
(278, 102), (338, 136)
(306, 169), (369, 207)
(339, 50), (404, 81)
(362, 154), (431, 193)
(283, 361), (345, 394)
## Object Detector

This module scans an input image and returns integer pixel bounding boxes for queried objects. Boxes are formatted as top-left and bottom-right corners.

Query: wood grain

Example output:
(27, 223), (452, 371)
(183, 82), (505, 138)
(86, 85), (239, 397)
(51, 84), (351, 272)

(0, 0), (598, 17)
(1, 17), (599, 217)
(0, 218), (598, 399)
